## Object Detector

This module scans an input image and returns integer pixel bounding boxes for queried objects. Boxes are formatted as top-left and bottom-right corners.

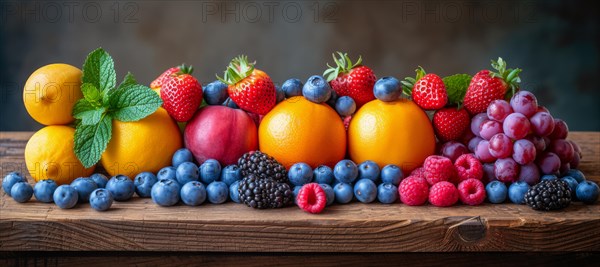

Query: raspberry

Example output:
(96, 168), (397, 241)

(428, 181), (458, 207)
(296, 183), (327, 214)
(454, 154), (483, 182)
(423, 156), (455, 185)
(410, 167), (426, 178)
(398, 176), (429, 206)
(457, 178), (486, 205)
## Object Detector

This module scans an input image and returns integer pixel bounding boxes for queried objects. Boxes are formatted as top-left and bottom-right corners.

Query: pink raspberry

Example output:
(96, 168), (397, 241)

(428, 181), (458, 207)
(454, 154), (483, 182)
(457, 178), (486, 206)
(423, 156), (455, 185)
(410, 167), (426, 178)
(398, 176), (429, 206)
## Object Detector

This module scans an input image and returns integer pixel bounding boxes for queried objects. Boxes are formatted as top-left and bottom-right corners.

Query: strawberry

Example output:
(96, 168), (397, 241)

(324, 52), (376, 107)
(433, 107), (470, 142)
(217, 56), (276, 115)
(150, 66), (180, 90)
(401, 67), (447, 110)
(463, 58), (521, 114)
(160, 65), (203, 122)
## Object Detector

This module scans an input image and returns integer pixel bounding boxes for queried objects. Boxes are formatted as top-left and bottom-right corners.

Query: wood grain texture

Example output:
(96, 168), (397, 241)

(1, 132), (599, 252)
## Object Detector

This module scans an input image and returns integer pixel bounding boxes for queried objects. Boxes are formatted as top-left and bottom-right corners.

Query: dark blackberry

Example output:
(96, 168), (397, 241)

(238, 174), (292, 209)
(238, 151), (287, 183)
(524, 180), (571, 211)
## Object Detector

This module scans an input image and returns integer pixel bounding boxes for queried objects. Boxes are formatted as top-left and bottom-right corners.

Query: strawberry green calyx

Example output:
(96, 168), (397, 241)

(323, 52), (363, 82)
(175, 64), (194, 75)
(400, 66), (427, 96)
(489, 57), (521, 98)
(217, 55), (255, 85)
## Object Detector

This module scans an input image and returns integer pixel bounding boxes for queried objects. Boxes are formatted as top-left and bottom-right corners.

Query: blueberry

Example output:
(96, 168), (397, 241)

(335, 96), (356, 116)
(566, 169), (586, 183)
(377, 183), (398, 204)
(180, 181), (207, 206)
(223, 97), (239, 109)
(33, 179), (58, 203)
(199, 159), (221, 185)
(105, 175), (135, 201)
(326, 90), (338, 108)
(288, 162), (313, 186)
(229, 181), (241, 203)
(172, 148), (194, 168)
(541, 174), (558, 181)
(292, 185), (303, 204)
(485, 181), (507, 204)
(561, 176), (579, 199)
(508, 181), (530, 204)
(203, 80), (229, 105)
(221, 165), (242, 186)
(281, 78), (303, 98)
(206, 181), (228, 204)
(333, 183), (353, 204)
(89, 173), (109, 188)
(334, 160), (358, 184)
(373, 76), (401, 102)
(70, 177), (98, 203)
(53, 185), (78, 209)
(176, 162), (199, 185)
(358, 160), (380, 182)
(2, 171), (25, 197)
(380, 164), (403, 186)
(151, 179), (181, 206)
(320, 184), (335, 206)
(134, 172), (158, 198)
(576, 181), (599, 204)
(89, 188), (113, 211)
(275, 85), (285, 103)
(157, 166), (177, 182)
(354, 179), (377, 203)
(11, 182), (33, 203)
(313, 165), (334, 185)
(302, 75), (332, 103)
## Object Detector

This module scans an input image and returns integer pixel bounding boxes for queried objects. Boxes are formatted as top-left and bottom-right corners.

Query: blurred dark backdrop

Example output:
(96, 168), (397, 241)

(1, 0), (598, 131)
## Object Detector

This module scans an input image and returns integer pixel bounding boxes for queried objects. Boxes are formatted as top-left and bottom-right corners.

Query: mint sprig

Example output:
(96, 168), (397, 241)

(443, 74), (472, 107)
(73, 48), (163, 168)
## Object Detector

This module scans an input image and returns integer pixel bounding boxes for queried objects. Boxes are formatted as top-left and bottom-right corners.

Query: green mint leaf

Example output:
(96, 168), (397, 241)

(109, 84), (163, 122)
(72, 99), (94, 118)
(72, 99), (106, 125)
(82, 48), (116, 92)
(443, 74), (472, 105)
(119, 72), (137, 88)
(74, 114), (112, 168)
(81, 83), (101, 105)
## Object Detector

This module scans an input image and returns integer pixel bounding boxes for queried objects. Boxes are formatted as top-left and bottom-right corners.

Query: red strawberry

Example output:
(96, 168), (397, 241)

(343, 115), (352, 131)
(150, 66), (180, 90)
(432, 107), (470, 142)
(324, 52), (376, 107)
(218, 56), (276, 115)
(463, 58), (521, 114)
(160, 65), (203, 122)
(401, 67), (447, 110)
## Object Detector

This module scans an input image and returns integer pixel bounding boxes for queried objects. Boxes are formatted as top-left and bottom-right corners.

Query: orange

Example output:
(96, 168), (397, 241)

(100, 108), (182, 178)
(259, 96), (346, 169)
(348, 98), (435, 174)
(23, 63), (83, 125)
(25, 125), (95, 184)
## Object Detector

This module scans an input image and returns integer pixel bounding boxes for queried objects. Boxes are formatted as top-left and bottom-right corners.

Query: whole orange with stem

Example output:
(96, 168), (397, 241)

(348, 98), (436, 174)
(259, 96), (346, 169)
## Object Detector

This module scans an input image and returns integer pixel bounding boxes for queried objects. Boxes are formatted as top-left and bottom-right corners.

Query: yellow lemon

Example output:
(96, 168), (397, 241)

(25, 125), (95, 184)
(23, 64), (83, 125)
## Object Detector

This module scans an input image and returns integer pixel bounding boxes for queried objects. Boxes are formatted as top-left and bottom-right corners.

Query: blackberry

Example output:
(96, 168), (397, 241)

(524, 180), (571, 211)
(238, 174), (292, 209)
(238, 151), (287, 183)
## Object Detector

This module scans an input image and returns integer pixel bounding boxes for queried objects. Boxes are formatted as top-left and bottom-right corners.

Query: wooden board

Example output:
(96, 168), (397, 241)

(1, 131), (599, 252)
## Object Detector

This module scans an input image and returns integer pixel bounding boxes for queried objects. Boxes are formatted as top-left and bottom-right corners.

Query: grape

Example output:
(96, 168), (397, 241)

(479, 120), (503, 140)
(559, 163), (571, 177)
(548, 119), (569, 140)
(536, 152), (561, 175)
(470, 113), (488, 137)
(503, 113), (531, 140)
(526, 135), (546, 152)
(529, 112), (555, 137)
(570, 152), (581, 169)
(549, 139), (575, 163)
(568, 140), (582, 159)
(517, 163), (540, 185)
(488, 133), (513, 159)
(468, 137), (484, 152)
(494, 158), (520, 183)
(537, 106), (550, 114)
(440, 141), (469, 162)
(510, 90), (538, 117)
(461, 130), (476, 146)
(512, 139), (536, 165)
(487, 100), (513, 122)
(482, 163), (497, 184)
(475, 140), (496, 163)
